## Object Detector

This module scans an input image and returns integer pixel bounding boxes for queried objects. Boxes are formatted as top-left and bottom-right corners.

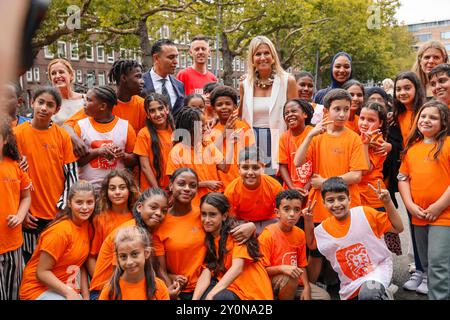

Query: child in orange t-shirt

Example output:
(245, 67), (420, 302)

(89, 187), (172, 300)
(19, 181), (96, 300)
(87, 169), (138, 276)
(342, 80), (365, 134)
(303, 177), (403, 300)
(0, 119), (32, 300)
(153, 168), (206, 300)
(398, 101), (450, 300)
(278, 99), (314, 195)
(73, 86), (137, 191)
(99, 225), (170, 300)
(209, 85), (256, 187)
(185, 93), (206, 113)
(294, 88), (369, 284)
(134, 93), (174, 191)
(166, 107), (231, 203)
(224, 146), (283, 236)
(14, 87), (78, 263)
(429, 64), (450, 107)
(259, 190), (330, 300)
(192, 193), (273, 300)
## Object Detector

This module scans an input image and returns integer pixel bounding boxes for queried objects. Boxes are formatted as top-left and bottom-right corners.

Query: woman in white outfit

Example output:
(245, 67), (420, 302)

(239, 36), (298, 176)
(47, 58), (85, 126)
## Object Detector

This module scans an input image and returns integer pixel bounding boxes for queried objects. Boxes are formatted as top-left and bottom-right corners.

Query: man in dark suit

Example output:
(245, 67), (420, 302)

(142, 39), (185, 117)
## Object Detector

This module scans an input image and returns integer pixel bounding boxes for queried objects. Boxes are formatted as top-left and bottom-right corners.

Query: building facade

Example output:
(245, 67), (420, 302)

(408, 19), (450, 53)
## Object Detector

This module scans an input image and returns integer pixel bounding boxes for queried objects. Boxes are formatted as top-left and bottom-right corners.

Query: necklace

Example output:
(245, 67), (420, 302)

(255, 70), (275, 89)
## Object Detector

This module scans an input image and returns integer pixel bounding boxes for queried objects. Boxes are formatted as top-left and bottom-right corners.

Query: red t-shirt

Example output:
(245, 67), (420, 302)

(176, 67), (217, 95)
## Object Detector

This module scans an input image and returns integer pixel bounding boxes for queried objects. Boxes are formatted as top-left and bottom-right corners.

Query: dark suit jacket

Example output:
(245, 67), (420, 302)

(141, 71), (185, 117)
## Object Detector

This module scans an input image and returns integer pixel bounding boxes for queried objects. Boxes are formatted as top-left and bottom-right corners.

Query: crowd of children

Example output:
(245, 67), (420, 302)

(0, 49), (449, 302)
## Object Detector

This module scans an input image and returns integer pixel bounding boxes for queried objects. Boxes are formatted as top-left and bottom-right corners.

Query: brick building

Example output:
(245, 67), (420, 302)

(408, 19), (450, 53)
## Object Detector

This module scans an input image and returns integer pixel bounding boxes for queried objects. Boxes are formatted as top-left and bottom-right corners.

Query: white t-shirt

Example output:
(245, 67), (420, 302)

(52, 97), (84, 126)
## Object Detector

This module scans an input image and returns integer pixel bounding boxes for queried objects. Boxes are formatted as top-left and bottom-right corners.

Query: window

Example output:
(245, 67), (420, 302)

(415, 33), (432, 42)
(233, 78), (237, 88)
(57, 41), (67, 58)
(70, 42), (79, 60)
(220, 57), (223, 70)
(76, 70), (82, 83)
(26, 69), (33, 82)
(97, 45), (105, 62)
(188, 55), (192, 67)
(241, 59), (245, 71)
(445, 43), (450, 51)
(208, 56), (212, 70)
(181, 52), (186, 68)
(159, 25), (170, 39)
(107, 50), (114, 63)
(86, 44), (94, 62)
(44, 46), (54, 59)
(97, 72), (105, 85)
(442, 31), (450, 40)
(86, 71), (95, 88)
(235, 58), (240, 71)
(33, 67), (40, 82)
(120, 48), (127, 59)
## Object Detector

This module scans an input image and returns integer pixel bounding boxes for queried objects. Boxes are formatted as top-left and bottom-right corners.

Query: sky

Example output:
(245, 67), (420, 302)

(396, 0), (450, 24)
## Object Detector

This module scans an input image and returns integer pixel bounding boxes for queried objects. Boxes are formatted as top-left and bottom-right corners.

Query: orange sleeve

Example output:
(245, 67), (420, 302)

(133, 128), (151, 157)
(154, 277), (170, 300)
(363, 206), (392, 238)
(61, 130), (78, 163)
(39, 227), (69, 262)
(296, 231), (308, 268)
(305, 136), (316, 164)
(257, 229), (273, 267)
(90, 215), (105, 256)
(399, 153), (409, 175)
(232, 243), (253, 262)
(224, 181), (238, 217)
(278, 134), (289, 164)
(63, 109), (87, 128)
(98, 283), (111, 300)
(349, 135), (369, 171)
(152, 232), (165, 257)
(73, 123), (82, 138)
(165, 146), (180, 176)
(20, 167), (32, 190)
(125, 124), (137, 153)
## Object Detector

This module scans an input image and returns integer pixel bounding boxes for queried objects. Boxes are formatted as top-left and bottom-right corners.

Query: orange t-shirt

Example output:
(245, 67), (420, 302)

(152, 207), (206, 293)
(224, 175), (283, 222)
(398, 109), (414, 146)
(89, 219), (136, 291)
(258, 223), (308, 285)
(14, 122), (77, 220)
(399, 137), (450, 226)
(19, 219), (90, 300)
(345, 115), (360, 134)
(113, 95), (147, 135)
(278, 126), (313, 189)
(209, 119), (255, 187)
(90, 210), (134, 256)
(166, 142), (224, 202)
(99, 277), (169, 300)
(306, 128), (368, 223)
(359, 149), (387, 208)
(212, 236), (273, 300)
(133, 126), (173, 190)
(73, 116), (136, 153)
(321, 206), (392, 239)
(0, 157), (32, 254)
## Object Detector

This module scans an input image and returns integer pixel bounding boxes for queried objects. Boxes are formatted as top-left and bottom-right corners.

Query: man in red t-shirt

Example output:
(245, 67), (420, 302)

(176, 35), (217, 96)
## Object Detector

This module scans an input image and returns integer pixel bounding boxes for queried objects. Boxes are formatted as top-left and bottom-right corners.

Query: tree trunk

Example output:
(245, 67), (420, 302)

(138, 18), (152, 70)
(221, 32), (235, 87)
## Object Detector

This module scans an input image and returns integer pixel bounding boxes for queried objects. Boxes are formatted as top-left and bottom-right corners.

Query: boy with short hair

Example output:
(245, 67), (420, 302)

(294, 88), (369, 283)
(209, 85), (255, 187)
(258, 189), (330, 300)
(224, 146), (283, 236)
(303, 177), (403, 300)
(429, 63), (450, 107)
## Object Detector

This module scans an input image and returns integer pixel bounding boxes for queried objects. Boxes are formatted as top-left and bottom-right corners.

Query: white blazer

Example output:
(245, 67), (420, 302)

(241, 73), (288, 171)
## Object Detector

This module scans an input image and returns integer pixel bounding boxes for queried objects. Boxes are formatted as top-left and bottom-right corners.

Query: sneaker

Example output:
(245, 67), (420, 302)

(408, 263), (416, 274)
(416, 276), (428, 295)
(403, 271), (423, 291)
(386, 284), (398, 300)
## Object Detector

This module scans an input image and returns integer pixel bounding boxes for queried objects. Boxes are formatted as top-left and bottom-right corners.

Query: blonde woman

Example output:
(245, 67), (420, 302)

(47, 58), (85, 126)
(239, 36), (297, 176)
(412, 40), (448, 99)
